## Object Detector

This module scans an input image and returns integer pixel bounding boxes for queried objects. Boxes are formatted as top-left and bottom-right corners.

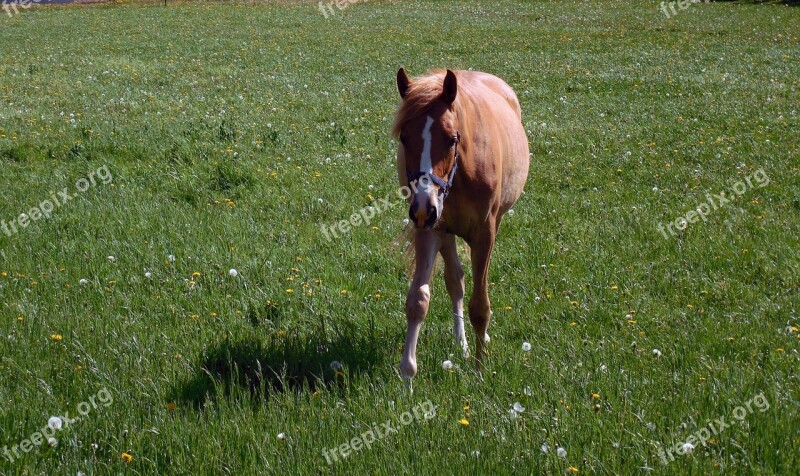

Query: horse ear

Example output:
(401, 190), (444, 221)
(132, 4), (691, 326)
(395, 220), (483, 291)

(442, 70), (458, 105)
(397, 68), (411, 99)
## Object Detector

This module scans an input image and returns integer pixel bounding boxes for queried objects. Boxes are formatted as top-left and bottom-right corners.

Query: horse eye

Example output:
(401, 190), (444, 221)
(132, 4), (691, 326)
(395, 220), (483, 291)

(449, 136), (458, 147)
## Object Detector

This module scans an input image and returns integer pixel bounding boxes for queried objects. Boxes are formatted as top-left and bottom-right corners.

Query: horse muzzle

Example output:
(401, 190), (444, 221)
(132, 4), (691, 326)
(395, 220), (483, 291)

(409, 197), (440, 229)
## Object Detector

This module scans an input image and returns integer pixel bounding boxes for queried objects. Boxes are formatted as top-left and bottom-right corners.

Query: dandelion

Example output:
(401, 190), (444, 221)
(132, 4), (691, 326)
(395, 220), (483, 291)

(652, 349), (663, 357)
(192, 272), (201, 278)
(229, 269), (238, 277)
(47, 437), (58, 447)
(48, 416), (63, 430)
(510, 402), (525, 418)
(144, 271), (152, 279)
(458, 418), (469, 426)
(521, 342), (531, 352)
(540, 442), (550, 454)
(107, 256), (116, 263)
(610, 285), (618, 291)
(286, 288), (294, 294)
(776, 348), (784, 353)
(557, 447), (567, 459)
(79, 278), (89, 286)
(121, 453), (133, 463)
(680, 442), (695, 454)
(442, 360), (454, 370)
(277, 433), (286, 441)
(50, 334), (63, 342)
(507, 209), (515, 217)
(168, 254), (176, 263)
(567, 467), (579, 474)
(591, 393), (600, 400)
(167, 403), (176, 412)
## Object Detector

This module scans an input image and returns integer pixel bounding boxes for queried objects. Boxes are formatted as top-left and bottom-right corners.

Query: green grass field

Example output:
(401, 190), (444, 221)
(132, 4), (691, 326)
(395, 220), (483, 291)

(0, 0), (798, 474)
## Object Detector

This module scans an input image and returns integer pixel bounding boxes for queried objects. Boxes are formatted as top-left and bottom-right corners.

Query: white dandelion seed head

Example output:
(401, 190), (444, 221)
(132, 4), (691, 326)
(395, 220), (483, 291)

(534, 296), (541, 302)
(507, 209), (515, 217)
(48, 416), (63, 430)
(522, 342), (532, 352)
(557, 447), (567, 459)
(541, 442), (550, 454)
(47, 437), (58, 447)
(513, 402), (525, 413)
(79, 279), (89, 286)
(652, 349), (663, 358)
(144, 271), (152, 279)
(277, 432), (286, 441)
(681, 442), (695, 454)
(229, 269), (238, 278)
(402, 218), (410, 225)
(168, 254), (176, 263)
(441, 360), (454, 370)
(107, 256), (116, 263)
(524, 386), (533, 396)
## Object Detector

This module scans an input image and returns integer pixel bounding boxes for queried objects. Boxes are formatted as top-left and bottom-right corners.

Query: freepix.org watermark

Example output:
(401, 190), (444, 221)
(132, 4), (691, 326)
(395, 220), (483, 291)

(660, 0), (711, 19)
(2, 387), (113, 463)
(2, 0), (41, 17)
(320, 178), (431, 242)
(322, 399), (435, 465)
(318, 0), (366, 19)
(1, 165), (113, 239)
(657, 168), (769, 240)
(657, 392), (770, 465)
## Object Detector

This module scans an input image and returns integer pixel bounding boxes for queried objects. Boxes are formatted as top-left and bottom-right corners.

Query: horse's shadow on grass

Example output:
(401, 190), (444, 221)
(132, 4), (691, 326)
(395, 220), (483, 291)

(176, 322), (384, 408)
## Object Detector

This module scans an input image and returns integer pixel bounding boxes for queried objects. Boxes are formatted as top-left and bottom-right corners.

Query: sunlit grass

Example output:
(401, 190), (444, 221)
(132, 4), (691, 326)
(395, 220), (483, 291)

(0, 0), (798, 474)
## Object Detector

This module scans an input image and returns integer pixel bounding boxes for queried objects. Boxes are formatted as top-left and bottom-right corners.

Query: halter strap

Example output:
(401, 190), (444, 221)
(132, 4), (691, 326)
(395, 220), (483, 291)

(406, 133), (460, 200)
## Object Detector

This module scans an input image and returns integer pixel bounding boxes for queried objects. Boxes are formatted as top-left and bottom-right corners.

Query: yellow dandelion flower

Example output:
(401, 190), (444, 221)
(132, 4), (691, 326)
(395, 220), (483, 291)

(571, 300), (578, 307)
(121, 453), (133, 463)
(458, 418), (469, 426)
(167, 403), (176, 412)
(374, 292), (381, 299)
(570, 322), (577, 327)
(192, 272), (201, 278)
(336, 370), (345, 378)
(1, 272), (6, 278)
(50, 334), (63, 342)
(17, 316), (23, 322)
(591, 393), (600, 400)
(340, 290), (348, 295)
(610, 285), (618, 291)
(210, 312), (217, 318)
(286, 288), (294, 294)
(567, 466), (579, 474)
(776, 348), (784, 353)
(463, 405), (470, 411)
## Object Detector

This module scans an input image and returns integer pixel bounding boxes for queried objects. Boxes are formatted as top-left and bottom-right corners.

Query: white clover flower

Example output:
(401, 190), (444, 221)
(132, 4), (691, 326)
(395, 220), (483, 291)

(441, 360), (453, 370)
(48, 416), (63, 430)
(522, 342), (532, 352)
(652, 349), (663, 358)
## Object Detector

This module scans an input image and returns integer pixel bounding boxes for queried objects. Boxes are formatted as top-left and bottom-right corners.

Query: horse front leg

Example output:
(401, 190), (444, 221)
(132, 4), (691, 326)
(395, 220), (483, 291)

(400, 230), (442, 392)
(440, 233), (468, 358)
(468, 227), (496, 371)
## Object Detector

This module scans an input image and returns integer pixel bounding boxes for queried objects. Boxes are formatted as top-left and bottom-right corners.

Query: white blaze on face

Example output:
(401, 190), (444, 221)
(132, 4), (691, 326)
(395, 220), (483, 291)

(414, 116), (438, 211)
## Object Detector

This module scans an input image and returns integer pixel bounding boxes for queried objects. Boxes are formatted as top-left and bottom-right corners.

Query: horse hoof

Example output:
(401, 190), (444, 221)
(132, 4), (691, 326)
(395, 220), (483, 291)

(483, 333), (491, 344)
(403, 376), (414, 394)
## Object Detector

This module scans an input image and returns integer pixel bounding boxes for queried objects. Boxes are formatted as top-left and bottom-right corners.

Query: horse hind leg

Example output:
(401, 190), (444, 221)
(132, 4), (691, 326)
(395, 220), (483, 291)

(441, 234), (468, 358)
(468, 229), (496, 371)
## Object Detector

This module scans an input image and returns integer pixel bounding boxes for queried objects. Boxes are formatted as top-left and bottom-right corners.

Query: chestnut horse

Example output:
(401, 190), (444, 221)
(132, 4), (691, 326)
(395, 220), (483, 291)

(393, 68), (530, 389)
